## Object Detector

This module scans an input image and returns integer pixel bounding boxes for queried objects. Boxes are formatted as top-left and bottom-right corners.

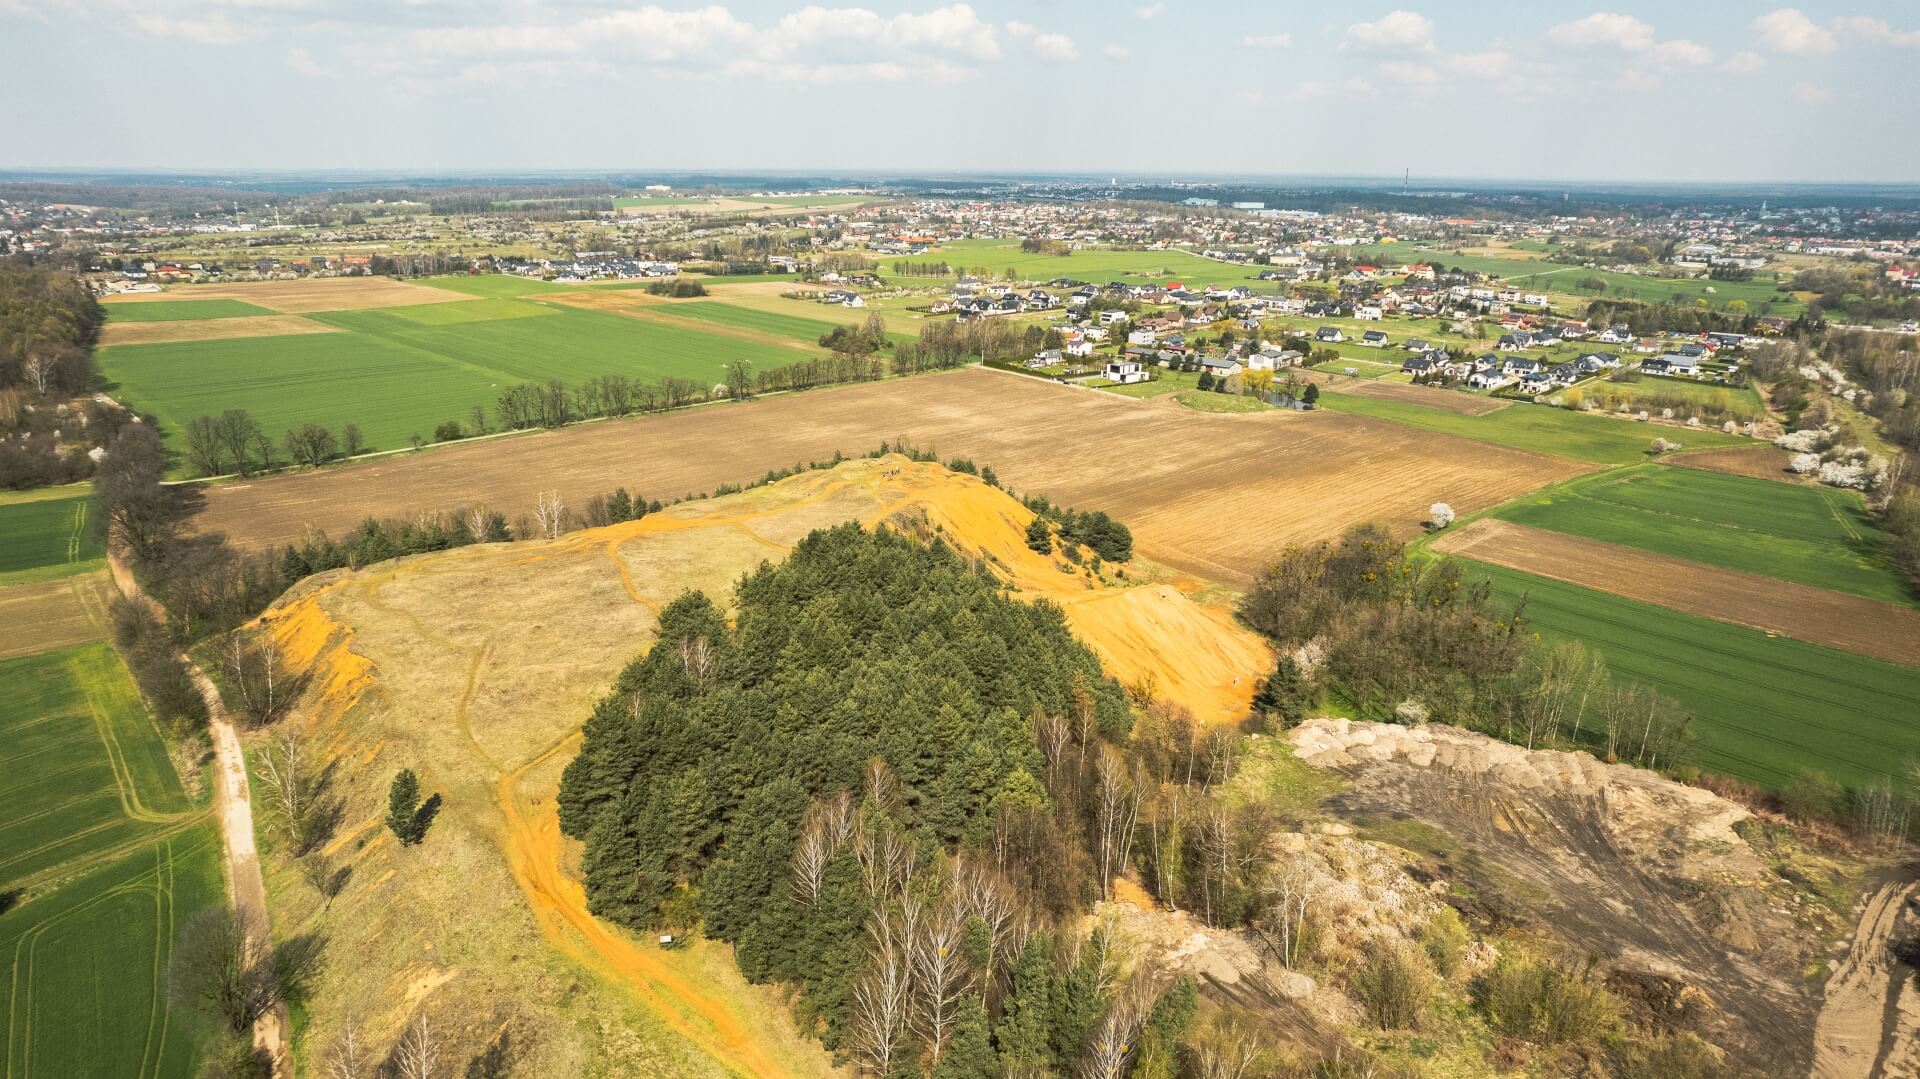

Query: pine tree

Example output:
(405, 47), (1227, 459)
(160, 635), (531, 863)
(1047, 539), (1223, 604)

(1025, 516), (1051, 554)
(996, 934), (1053, 1071)
(1253, 656), (1317, 729)
(386, 769), (422, 845)
(931, 994), (996, 1079)
(608, 487), (633, 522)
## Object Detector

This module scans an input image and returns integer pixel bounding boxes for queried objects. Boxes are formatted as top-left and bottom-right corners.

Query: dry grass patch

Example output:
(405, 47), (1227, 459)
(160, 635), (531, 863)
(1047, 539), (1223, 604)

(102, 277), (471, 313)
(1667, 444), (1810, 484)
(98, 314), (339, 346)
(0, 570), (115, 660)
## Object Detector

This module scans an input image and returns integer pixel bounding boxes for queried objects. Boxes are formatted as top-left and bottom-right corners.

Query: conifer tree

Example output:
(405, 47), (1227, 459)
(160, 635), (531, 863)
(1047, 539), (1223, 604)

(386, 769), (422, 844)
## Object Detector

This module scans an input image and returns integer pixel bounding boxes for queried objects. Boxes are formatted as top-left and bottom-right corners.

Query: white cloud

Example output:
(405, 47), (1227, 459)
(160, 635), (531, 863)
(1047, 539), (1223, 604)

(770, 5), (1000, 63)
(1793, 81), (1833, 104)
(130, 11), (251, 44)
(1755, 8), (1836, 54)
(1345, 10), (1433, 51)
(1008, 20), (1074, 59)
(1547, 12), (1653, 51)
(1135, 2), (1163, 18)
(1832, 16), (1920, 48)
(1381, 60), (1438, 84)
(1652, 39), (1712, 65)
(1243, 32), (1291, 48)
(1722, 50), (1765, 73)
(1102, 43), (1130, 59)
(1443, 49), (1508, 76)
(287, 45), (324, 76)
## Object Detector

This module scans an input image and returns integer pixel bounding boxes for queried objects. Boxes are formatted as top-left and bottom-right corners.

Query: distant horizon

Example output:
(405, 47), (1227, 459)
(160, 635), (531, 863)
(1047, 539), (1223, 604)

(6, 166), (1919, 195)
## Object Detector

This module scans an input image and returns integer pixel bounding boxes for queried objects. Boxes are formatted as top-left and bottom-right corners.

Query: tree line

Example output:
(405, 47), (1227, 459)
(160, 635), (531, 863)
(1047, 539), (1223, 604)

(0, 263), (115, 488)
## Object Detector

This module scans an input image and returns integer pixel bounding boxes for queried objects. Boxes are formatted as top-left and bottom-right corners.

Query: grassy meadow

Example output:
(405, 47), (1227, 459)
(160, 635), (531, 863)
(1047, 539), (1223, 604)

(1317, 388), (1755, 464)
(1348, 243), (1802, 315)
(0, 644), (220, 1079)
(1464, 561), (1920, 790)
(1490, 465), (1916, 606)
(100, 294), (819, 467)
(102, 299), (275, 323)
(0, 489), (104, 585)
(903, 238), (1268, 287)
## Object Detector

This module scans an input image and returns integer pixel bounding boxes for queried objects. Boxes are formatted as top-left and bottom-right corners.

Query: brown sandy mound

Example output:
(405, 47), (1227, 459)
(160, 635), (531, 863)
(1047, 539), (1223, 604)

(1289, 717), (1820, 1072)
(254, 458), (1266, 1077)
(99, 314), (338, 346)
(1433, 518), (1920, 664)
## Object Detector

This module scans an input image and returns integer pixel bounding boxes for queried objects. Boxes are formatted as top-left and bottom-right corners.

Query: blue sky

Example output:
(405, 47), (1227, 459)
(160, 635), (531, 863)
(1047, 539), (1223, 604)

(5, 1), (1917, 182)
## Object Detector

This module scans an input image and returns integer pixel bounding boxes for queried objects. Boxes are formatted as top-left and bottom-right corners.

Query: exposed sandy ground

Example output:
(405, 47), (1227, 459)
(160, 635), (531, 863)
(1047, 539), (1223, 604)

(1668, 444), (1812, 484)
(254, 458), (1261, 1077)
(108, 554), (291, 1076)
(99, 314), (339, 346)
(1289, 718), (1821, 1073)
(100, 277), (468, 313)
(0, 569), (114, 659)
(1300, 369), (1511, 415)
(195, 367), (1591, 585)
(1812, 879), (1920, 1079)
(1432, 518), (1920, 665)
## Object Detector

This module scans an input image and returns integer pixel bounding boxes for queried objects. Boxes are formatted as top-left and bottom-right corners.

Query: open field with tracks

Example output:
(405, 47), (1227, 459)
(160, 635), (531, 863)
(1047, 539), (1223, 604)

(193, 368), (1591, 584)
(1668, 443), (1806, 483)
(903, 238), (1270, 287)
(1461, 560), (1920, 790)
(0, 572), (116, 661)
(1318, 387), (1756, 463)
(1300, 370), (1509, 415)
(100, 276), (465, 313)
(102, 299), (274, 323)
(1488, 465), (1916, 606)
(0, 489), (104, 585)
(0, 644), (221, 1079)
(1434, 518), (1920, 665)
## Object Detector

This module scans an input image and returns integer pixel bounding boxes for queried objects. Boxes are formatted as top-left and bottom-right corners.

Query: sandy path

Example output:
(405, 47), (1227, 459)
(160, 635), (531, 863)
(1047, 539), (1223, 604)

(1812, 879), (1919, 1078)
(108, 554), (291, 1077)
(1432, 518), (1920, 665)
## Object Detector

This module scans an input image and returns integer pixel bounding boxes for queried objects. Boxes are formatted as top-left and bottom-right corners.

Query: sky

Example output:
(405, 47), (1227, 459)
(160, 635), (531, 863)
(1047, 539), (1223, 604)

(5, 1), (1918, 183)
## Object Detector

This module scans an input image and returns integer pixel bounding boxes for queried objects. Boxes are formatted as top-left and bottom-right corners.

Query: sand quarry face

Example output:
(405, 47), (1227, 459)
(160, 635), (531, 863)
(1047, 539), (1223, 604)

(258, 457), (1268, 1077)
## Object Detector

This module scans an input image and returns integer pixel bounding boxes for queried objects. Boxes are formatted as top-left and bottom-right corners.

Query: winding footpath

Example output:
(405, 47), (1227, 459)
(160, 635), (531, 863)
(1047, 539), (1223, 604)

(108, 554), (292, 1077)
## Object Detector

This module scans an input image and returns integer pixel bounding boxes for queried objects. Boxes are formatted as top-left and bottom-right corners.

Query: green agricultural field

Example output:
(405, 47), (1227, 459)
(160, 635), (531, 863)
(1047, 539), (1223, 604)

(102, 299), (275, 323)
(101, 301), (816, 468)
(1490, 465), (1915, 606)
(652, 300), (855, 344)
(0, 490), (104, 585)
(1567, 374), (1766, 421)
(1317, 389), (1754, 464)
(905, 238), (1268, 288)
(1175, 389), (1269, 414)
(1464, 562), (1920, 790)
(418, 274), (581, 299)
(1102, 368), (1197, 399)
(0, 644), (220, 1079)
(1348, 244), (1802, 315)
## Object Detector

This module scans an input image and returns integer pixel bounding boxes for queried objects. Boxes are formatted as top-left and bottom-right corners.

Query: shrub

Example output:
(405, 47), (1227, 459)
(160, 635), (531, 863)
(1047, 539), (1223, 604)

(1420, 906), (1470, 979)
(432, 420), (463, 443)
(1478, 954), (1619, 1045)
(1351, 940), (1433, 1030)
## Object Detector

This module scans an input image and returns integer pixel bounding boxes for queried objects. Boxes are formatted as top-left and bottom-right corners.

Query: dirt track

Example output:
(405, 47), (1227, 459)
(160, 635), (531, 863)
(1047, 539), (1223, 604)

(196, 368), (1589, 585)
(1433, 518), (1920, 665)
(1813, 879), (1920, 1078)
(0, 570), (114, 659)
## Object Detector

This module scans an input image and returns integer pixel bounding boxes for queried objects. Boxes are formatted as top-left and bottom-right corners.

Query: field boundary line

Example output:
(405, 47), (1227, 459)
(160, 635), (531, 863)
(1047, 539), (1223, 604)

(1434, 518), (1920, 667)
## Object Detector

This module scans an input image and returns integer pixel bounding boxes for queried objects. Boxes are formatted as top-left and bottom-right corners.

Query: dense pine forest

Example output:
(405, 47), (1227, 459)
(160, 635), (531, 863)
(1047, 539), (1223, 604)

(558, 523), (1194, 1076)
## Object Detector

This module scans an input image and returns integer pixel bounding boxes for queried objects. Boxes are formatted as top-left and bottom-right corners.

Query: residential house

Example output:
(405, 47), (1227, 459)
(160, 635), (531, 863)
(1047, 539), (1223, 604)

(1103, 359), (1149, 385)
(1315, 326), (1345, 343)
(1354, 305), (1383, 321)
(1361, 330), (1389, 347)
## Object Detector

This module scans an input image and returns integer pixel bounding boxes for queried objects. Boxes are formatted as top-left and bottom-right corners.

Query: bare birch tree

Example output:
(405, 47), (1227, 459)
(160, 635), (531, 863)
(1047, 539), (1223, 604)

(395, 1011), (440, 1079)
(849, 907), (913, 1076)
(1092, 747), (1144, 899)
(911, 899), (974, 1063)
(256, 729), (320, 852)
(324, 1013), (367, 1079)
(532, 490), (567, 539)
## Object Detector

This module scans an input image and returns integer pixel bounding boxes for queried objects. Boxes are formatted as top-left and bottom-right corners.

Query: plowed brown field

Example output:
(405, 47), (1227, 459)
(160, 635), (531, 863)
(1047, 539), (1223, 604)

(1300, 370), (1510, 415)
(196, 368), (1590, 583)
(100, 277), (466, 313)
(1668, 444), (1808, 484)
(1433, 518), (1920, 664)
